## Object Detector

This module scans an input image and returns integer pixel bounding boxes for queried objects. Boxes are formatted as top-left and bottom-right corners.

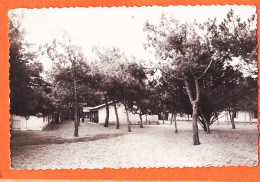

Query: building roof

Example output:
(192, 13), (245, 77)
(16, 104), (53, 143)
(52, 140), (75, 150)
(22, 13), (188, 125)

(89, 101), (114, 110)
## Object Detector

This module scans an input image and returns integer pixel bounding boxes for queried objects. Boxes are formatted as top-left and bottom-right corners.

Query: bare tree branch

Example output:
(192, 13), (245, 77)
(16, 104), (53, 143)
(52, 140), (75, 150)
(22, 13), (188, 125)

(198, 58), (213, 80)
(194, 77), (200, 102)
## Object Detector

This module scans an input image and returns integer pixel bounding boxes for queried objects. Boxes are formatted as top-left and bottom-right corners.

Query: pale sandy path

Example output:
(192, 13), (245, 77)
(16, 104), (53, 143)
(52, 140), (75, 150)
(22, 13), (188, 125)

(10, 121), (258, 169)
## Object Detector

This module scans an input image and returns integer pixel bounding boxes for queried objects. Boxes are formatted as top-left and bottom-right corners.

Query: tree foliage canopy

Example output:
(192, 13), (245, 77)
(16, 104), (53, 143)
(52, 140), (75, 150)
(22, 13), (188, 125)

(9, 11), (53, 118)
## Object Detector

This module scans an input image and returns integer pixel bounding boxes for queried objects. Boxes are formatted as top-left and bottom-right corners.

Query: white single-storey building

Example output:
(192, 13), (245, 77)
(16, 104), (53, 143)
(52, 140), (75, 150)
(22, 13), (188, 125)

(168, 113), (191, 121)
(168, 110), (258, 123)
(85, 102), (158, 125)
(217, 110), (258, 123)
(10, 114), (54, 130)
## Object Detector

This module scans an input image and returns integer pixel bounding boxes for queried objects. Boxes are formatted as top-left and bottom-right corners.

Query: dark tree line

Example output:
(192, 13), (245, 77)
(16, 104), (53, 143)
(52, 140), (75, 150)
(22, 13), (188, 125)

(9, 11), (54, 118)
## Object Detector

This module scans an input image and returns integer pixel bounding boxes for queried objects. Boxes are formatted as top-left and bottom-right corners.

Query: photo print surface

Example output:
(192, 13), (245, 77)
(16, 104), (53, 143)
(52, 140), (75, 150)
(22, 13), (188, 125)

(9, 5), (258, 169)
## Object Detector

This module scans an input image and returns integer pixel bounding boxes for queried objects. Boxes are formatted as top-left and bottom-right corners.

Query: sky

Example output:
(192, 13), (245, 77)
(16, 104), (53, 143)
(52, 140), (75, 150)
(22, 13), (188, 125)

(9, 5), (257, 71)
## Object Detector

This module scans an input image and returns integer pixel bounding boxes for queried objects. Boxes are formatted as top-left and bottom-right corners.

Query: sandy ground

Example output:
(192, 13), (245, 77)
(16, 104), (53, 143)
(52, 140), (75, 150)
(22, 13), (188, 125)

(10, 120), (259, 169)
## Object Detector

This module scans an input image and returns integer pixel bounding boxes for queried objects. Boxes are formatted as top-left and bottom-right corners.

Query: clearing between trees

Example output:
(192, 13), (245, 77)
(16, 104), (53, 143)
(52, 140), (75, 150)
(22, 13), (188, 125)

(10, 120), (258, 169)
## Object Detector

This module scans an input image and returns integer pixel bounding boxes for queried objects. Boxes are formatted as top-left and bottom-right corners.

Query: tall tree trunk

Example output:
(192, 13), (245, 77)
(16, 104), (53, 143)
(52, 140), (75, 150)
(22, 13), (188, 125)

(201, 120), (207, 132)
(104, 95), (109, 127)
(229, 108), (236, 129)
(113, 101), (120, 129)
(90, 112), (92, 123)
(170, 113), (174, 125)
(145, 115), (148, 124)
(123, 88), (131, 132)
(162, 113), (165, 124)
(205, 121), (210, 134)
(184, 78), (200, 145)
(139, 113), (143, 128)
(125, 105), (131, 132)
(249, 112), (252, 125)
(201, 112), (210, 134)
(82, 110), (84, 122)
(174, 113), (178, 133)
(192, 103), (200, 144)
(73, 79), (79, 137)
(77, 106), (80, 126)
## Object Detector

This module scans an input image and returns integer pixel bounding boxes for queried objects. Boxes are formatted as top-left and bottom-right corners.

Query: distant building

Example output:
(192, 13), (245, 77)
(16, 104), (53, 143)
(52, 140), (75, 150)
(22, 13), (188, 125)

(217, 110), (258, 123)
(84, 102), (158, 124)
(10, 114), (54, 131)
(168, 110), (258, 123)
(168, 113), (191, 121)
